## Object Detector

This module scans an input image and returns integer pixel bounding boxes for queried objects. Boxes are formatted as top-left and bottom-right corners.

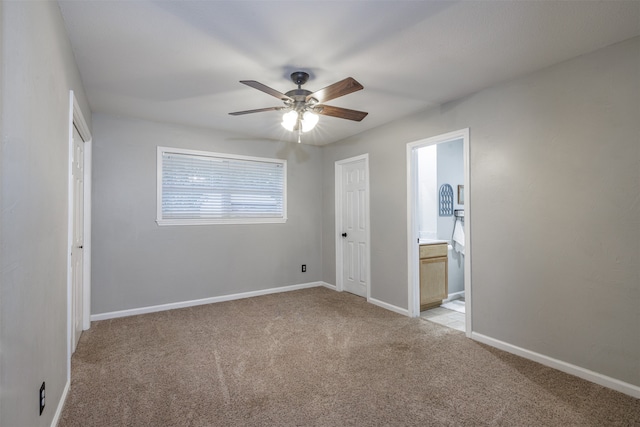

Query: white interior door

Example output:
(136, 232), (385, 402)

(339, 158), (369, 298)
(71, 126), (84, 352)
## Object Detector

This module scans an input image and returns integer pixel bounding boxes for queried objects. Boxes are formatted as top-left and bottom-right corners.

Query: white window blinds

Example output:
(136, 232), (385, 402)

(157, 147), (286, 225)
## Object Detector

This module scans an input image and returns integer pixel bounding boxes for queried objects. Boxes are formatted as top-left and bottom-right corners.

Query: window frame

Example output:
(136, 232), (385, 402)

(156, 146), (287, 226)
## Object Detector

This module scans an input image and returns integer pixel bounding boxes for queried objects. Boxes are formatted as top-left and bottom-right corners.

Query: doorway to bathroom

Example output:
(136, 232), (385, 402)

(406, 129), (471, 336)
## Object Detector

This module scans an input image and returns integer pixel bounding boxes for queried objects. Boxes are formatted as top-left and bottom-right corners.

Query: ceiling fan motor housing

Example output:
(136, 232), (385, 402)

(286, 72), (317, 112)
(284, 88), (317, 112)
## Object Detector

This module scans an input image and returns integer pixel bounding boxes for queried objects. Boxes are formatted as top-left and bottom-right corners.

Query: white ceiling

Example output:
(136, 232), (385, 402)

(58, 1), (640, 146)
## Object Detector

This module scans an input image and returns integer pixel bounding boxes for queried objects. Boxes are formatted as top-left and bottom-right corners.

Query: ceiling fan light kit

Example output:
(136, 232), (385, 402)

(230, 71), (368, 143)
(281, 110), (298, 131)
(282, 110), (319, 133)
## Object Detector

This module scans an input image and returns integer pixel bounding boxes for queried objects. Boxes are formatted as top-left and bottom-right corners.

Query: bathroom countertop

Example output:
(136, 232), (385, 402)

(418, 239), (449, 245)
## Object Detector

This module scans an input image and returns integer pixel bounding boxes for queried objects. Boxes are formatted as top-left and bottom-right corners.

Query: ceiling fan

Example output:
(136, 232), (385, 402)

(229, 71), (368, 142)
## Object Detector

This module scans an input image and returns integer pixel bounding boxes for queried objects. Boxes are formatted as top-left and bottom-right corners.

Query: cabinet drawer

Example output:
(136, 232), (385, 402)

(420, 243), (448, 259)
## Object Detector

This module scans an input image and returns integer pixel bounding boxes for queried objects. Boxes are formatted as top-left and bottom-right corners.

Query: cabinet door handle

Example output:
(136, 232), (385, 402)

(341, 232), (347, 238)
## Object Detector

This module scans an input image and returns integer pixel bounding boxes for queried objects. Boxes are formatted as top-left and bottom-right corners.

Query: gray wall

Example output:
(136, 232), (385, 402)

(322, 37), (640, 386)
(322, 127), (411, 309)
(436, 139), (464, 294)
(0, 2), (92, 426)
(91, 114), (323, 314)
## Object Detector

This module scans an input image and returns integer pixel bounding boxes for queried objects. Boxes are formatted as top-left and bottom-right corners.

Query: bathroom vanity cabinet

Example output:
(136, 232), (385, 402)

(419, 242), (448, 311)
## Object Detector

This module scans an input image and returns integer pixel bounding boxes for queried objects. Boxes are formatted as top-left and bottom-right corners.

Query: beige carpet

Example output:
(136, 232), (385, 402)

(59, 287), (639, 426)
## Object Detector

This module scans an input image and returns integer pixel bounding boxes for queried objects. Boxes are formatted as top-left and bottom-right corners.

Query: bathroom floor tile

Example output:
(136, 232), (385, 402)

(421, 307), (450, 318)
(421, 304), (466, 332)
(447, 320), (466, 331)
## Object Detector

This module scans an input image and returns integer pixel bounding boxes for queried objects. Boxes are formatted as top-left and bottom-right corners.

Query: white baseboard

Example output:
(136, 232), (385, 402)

(51, 379), (70, 427)
(368, 297), (409, 317)
(320, 281), (337, 291)
(319, 283), (408, 317)
(471, 332), (640, 399)
(91, 281), (325, 321)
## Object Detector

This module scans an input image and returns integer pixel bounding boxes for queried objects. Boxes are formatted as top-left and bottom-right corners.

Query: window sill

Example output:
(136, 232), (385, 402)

(156, 218), (287, 226)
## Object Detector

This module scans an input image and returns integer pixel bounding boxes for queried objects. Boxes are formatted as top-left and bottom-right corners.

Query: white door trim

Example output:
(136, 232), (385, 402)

(406, 129), (471, 336)
(66, 91), (92, 378)
(335, 154), (371, 300)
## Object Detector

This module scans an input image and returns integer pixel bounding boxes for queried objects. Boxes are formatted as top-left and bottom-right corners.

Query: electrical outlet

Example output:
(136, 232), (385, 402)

(301, 264), (306, 273)
(39, 382), (45, 415)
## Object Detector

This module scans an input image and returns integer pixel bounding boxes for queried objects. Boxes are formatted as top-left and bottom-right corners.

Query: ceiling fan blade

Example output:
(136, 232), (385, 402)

(315, 105), (368, 121)
(306, 77), (363, 103)
(229, 106), (285, 116)
(240, 80), (293, 102)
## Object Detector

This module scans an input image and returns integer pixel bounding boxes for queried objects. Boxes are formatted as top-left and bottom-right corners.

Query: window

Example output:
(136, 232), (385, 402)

(157, 147), (286, 225)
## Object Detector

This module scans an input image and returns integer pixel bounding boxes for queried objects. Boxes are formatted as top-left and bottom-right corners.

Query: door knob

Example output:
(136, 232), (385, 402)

(341, 232), (347, 238)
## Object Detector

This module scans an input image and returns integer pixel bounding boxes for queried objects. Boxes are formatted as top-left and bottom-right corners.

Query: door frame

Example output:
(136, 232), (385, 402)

(335, 154), (371, 300)
(406, 128), (471, 336)
(66, 91), (92, 376)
